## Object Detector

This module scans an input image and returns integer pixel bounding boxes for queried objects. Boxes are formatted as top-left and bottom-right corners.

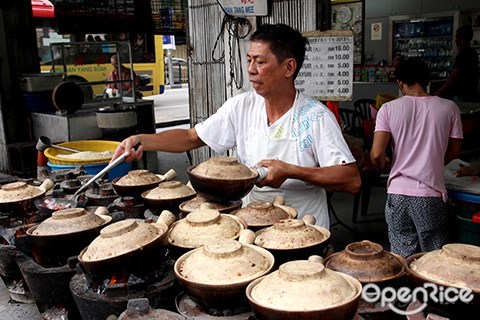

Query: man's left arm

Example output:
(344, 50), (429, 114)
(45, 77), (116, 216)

(256, 160), (361, 194)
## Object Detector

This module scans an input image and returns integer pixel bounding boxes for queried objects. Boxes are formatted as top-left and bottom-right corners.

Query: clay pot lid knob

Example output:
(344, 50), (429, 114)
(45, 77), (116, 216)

(308, 255), (325, 265)
(279, 260), (326, 282)
(1, 181), (28, 191)
(100, 219), (138, 238)
(443, 243), (480, 262)
(203, 240), (243, 259)
(186, 209), (221, 226)
(273, 219), (306, 231)
(51, 207), (85, 220)
(199, 203), (215, 210)
(346, 240), (384, 260)
(239, 229), (256, 245)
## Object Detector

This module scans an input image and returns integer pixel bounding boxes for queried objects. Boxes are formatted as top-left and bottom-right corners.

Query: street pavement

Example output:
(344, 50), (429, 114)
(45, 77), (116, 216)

(143, 85), (190, 124)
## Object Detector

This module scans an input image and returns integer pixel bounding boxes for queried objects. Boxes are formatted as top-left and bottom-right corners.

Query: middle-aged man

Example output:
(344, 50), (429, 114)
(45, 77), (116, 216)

(112, 23), (361, 228)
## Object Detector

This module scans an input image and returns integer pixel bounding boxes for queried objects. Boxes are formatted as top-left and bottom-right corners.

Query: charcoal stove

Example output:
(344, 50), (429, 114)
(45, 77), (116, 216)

(113, 196), (145, 219)
(85, 182), (118, 206)
(0, 244), (34, 303)
(175, 292), (256, 319)
(16, 250), (81, 319)
(70, 259), (181, 319)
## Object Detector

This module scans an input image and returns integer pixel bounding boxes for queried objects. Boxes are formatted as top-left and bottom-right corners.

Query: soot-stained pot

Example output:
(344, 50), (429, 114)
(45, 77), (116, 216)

(187, 156), (258, 202)
(174, 238), (275, 308)
(78, 210), (176, 279)
(324, 240), (406, 284)
(0, 179), (54, 213)
(247, 216), (331, 268)
(178, 195), (242, 216)
(246, 257), (362, 320)
(141, 181), (196, 214)
(112, 169), (176, 198)
(168, 203), (247, 257)
(26, 207), (111, 267)
(232, 195), (297, 231)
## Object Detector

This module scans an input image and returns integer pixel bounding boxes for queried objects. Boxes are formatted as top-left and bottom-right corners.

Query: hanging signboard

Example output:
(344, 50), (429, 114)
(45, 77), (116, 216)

(295, 30), (354, 101)
(218, 0), (268, 16)
(54, 0), (153, 34)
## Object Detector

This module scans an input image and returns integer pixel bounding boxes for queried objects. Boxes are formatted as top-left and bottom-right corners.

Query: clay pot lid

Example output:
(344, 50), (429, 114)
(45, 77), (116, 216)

(114, 170), (161, 186)
(0, 181), (50, 203)
(191, 156), (258, 180)
(179, 195), (242, 213)
(169, 205), (247, 249)
(254, 218), (331, 250)
(325, 240), (405, 283)
(81, 211), (175, 262)
(30, 208), (111, 236)
(409, 243), (480, 292)
(143, 181), (196, 200)
(249, 257), (360, 311)
(233, 196), (295, 227)
(177, 239), (274, 285)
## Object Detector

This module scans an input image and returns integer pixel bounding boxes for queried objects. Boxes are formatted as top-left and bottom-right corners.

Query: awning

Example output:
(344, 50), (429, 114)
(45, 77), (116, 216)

(32, 0), (54, 19)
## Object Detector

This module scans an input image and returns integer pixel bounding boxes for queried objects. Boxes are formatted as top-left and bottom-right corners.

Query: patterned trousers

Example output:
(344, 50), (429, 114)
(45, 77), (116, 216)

(385, 194), (450, 258)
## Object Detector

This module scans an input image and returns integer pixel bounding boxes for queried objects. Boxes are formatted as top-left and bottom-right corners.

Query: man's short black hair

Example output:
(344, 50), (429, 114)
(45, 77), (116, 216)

(456, 25), (473, 42)
(395, 58), (430, 89)
(250, 24), (309, 79)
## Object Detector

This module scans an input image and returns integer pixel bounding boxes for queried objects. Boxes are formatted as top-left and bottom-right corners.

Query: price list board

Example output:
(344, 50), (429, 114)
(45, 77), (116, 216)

(295, 30), (354, 101)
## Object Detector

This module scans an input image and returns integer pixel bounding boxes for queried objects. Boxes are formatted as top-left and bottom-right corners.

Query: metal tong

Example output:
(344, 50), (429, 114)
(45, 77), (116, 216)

(74, 143), (141, 196)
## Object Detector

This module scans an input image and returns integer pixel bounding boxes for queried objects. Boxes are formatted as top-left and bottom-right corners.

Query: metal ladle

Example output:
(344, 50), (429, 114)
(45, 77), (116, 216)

(36, 136), (81, 153)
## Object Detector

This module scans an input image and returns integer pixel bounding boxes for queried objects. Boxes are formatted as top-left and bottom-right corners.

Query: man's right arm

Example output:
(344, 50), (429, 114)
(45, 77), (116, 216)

(111, 128), (206, 163)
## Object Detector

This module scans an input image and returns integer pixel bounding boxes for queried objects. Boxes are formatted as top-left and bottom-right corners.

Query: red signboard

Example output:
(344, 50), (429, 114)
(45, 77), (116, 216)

(31, 0), (55, 18)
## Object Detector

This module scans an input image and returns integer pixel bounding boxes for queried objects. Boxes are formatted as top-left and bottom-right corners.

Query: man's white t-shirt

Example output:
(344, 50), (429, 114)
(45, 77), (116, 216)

(195, 91), (355, 228)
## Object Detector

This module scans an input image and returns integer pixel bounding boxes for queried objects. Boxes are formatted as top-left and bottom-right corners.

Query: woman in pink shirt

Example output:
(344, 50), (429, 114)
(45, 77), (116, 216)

(370, 58), (463, 258)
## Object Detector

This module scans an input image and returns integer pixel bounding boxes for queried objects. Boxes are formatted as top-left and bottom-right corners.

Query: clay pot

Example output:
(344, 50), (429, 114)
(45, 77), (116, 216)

(232, 195), (297, 231)
(246, 257), (362, 320)
(324, 240), (406, 284)
(168, 203), (247, 256)
(78, 210), (176, 279)
(141, 181), (196, 214)
(174, 238), (275, 308)
(406, 243), (480, 294)
(112, 169), (176, 198)
(26, 208), (111, 267)
(179, 195), (242, 215)
(0, 179), (54, 213)
(248, 216), (331, 267)
(405, 243), (480, 315)
(187, 156), (258, 202)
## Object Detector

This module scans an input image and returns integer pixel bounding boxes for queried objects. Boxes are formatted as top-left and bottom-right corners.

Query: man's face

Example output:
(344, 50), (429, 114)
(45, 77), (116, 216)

(247, 41), (289, 97)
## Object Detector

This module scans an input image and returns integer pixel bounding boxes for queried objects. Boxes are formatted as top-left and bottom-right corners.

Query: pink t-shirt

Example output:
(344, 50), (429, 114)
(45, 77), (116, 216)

(375, 95), (463, 199)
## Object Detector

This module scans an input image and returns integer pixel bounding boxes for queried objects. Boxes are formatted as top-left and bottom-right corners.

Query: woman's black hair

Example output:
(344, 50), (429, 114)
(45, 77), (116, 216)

(250, 24), (309, 79)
